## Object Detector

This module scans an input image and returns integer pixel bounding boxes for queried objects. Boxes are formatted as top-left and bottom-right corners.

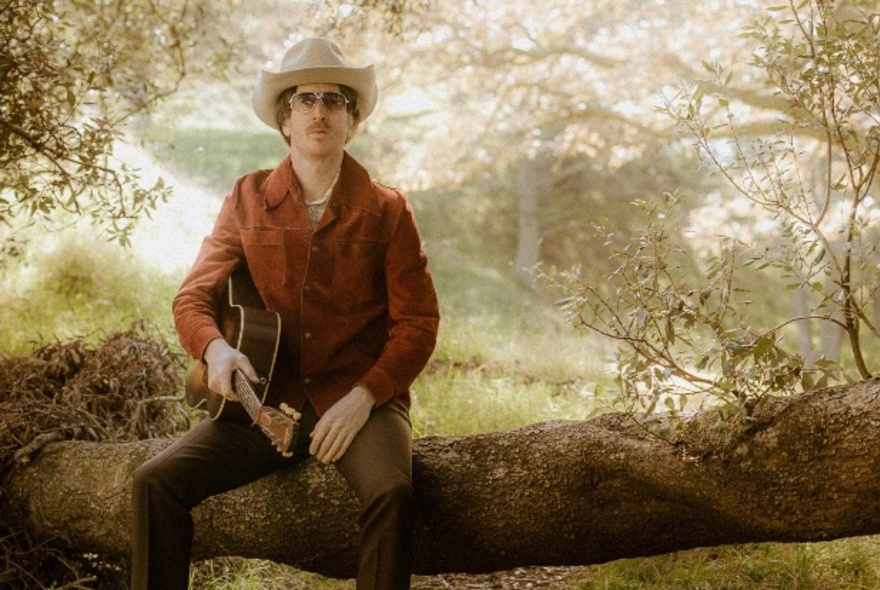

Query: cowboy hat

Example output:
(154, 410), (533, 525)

(252, 37), (378, 129)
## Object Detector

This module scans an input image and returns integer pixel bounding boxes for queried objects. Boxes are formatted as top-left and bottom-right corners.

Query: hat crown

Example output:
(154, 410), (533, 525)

(278, 38), (352, 73)
(252, 37), (377, 129)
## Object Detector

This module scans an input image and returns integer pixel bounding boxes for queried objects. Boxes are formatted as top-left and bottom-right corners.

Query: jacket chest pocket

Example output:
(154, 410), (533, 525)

(327, 238), (385, 308)
(241, 228), (289, 293)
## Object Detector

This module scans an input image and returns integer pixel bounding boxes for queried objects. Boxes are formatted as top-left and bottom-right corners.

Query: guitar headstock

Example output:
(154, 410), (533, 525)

(255, 404), (301, 457)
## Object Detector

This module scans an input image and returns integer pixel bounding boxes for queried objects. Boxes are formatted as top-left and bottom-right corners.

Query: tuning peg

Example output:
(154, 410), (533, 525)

(279, 403), (301, 420)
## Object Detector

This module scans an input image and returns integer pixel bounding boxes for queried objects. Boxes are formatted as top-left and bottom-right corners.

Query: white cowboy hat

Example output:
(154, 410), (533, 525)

(252, 37), (378, 129)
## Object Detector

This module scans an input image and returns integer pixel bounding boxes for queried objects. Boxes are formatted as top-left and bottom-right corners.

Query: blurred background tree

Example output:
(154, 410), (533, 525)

(0, 0), (241, 244)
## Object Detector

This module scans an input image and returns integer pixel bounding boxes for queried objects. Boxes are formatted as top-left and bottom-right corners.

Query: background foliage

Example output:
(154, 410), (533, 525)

(0, 0), (240, 243)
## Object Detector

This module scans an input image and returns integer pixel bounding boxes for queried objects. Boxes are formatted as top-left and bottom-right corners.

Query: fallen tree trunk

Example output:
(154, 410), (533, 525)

(4, 378), (880, 578)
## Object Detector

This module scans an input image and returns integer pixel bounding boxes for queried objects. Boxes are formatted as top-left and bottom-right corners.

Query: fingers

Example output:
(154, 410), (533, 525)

(204, 340), (257, 401)
(309, 416), (354, 463)
(207, 366), (235, 399)
(309, 388), (374, 463)
(309, 411), (360, 464)
(238, 358), (259, 385)
(310, 423), (354, 464)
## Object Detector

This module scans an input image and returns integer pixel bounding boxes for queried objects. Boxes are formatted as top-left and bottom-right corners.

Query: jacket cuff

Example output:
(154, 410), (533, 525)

(357, 367), (397, 407)
(189, 326), (225, 362)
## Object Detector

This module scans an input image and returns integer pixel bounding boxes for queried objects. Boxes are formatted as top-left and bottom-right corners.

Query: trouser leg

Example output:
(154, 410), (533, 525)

(334, 401), (415, 590)
(130, 417), (308, 590)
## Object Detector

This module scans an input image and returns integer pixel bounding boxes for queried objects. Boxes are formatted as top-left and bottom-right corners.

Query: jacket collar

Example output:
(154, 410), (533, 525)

(262, 152), (379, 215)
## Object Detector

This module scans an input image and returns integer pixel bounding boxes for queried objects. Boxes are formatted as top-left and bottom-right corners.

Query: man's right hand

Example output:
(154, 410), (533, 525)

(203, 338), (259, 400)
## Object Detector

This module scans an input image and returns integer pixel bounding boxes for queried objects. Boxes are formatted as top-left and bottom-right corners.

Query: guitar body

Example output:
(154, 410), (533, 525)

(185, 266), (281, 424)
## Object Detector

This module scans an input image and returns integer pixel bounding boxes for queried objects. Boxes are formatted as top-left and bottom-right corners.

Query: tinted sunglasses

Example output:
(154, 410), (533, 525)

(289, 91), (350, 114)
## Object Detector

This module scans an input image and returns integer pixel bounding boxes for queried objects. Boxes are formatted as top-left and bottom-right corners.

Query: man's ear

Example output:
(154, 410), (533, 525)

(345, 119), (360, 144)
(280, 116), (292, 145)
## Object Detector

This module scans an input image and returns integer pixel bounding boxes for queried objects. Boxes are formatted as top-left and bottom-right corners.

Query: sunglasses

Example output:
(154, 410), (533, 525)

(289, 91), (350, 114)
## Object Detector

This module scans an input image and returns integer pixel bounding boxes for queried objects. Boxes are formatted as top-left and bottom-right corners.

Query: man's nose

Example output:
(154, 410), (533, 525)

(311, 100), (331, 118)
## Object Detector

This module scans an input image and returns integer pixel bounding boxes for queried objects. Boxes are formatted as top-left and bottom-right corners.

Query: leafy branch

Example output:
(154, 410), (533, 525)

(557, 0), (880, 420)
(0, 0), (238, 244)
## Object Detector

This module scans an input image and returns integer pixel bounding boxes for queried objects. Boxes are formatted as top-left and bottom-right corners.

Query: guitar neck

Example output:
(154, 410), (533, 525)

(231, 368), (298, 456)
(232, 370), (265, 422)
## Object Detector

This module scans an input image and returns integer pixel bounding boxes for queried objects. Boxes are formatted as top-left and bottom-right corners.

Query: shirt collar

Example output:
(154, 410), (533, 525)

(261, 152), (380, 215)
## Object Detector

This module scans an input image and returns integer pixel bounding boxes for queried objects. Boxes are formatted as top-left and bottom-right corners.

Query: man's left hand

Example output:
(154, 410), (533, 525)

(309, 385), (376, 463)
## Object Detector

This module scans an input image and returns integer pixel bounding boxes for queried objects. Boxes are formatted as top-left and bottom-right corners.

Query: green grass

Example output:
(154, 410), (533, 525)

(0, 230), (181, 357)
(192, 536), (880, 589)
(190, 558), (352, 589)
(575, 538), (880, 589)
(149, 127), (289, 194)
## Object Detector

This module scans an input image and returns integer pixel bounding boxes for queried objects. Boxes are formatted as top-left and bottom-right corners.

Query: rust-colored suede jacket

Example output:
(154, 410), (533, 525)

(172, 152), (440, 415)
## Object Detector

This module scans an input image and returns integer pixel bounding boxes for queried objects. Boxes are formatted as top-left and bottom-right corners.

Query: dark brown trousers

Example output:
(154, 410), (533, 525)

(130, 401), (414, 590)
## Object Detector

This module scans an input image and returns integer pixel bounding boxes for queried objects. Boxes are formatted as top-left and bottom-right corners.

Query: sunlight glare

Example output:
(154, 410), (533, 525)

(113, 141), (218, 275)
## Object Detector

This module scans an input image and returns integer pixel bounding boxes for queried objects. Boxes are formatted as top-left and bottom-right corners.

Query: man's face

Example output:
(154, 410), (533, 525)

(281, 83), (356, 159)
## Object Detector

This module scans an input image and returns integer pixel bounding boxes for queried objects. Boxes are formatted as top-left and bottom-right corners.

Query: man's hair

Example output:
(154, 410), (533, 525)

(275, 85), (360, 143)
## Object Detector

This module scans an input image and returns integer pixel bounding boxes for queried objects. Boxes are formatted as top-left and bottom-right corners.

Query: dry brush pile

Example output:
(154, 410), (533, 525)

(0, 321), (190, 589)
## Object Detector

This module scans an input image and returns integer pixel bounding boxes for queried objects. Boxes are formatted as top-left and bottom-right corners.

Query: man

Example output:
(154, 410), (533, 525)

(131, 37), (440, 590)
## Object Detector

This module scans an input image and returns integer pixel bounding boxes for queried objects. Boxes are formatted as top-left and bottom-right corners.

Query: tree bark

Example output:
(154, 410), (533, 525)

(5, 378), (880, 579)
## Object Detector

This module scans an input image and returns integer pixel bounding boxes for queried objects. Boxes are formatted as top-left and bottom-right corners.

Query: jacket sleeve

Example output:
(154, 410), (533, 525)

(172, 191), (245, 361)
(357, 192), (440, 406)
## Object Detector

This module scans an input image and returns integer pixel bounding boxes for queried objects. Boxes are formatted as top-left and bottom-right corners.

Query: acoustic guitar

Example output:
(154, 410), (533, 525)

(185, 266), (300, 457)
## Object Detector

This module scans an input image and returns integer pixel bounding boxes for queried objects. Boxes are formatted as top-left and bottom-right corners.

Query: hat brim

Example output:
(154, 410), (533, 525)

(252, 64), (378, 129)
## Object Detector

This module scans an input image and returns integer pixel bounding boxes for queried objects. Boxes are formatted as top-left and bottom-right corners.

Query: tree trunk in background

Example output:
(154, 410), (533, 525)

(793, 284), (845, 367)
(5, 378), (880, 579)
(819, 308), (845, 363)
(875, 289), (880, 339)
(512, 153), (549, 285)
(793, 286), (815, 368)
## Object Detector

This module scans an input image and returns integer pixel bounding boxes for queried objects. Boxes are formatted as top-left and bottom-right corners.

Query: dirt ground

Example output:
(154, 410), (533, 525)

(412, 566), (592, 589)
